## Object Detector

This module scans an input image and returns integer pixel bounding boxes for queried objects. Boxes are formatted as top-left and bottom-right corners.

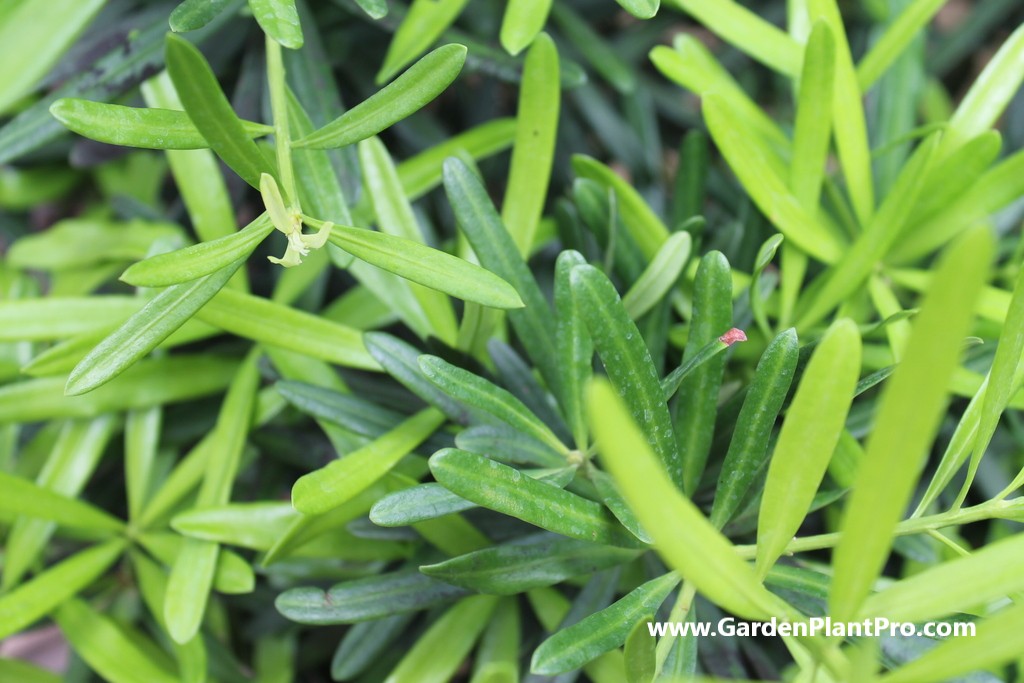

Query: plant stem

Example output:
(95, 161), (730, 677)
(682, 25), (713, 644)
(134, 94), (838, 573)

(266, 35), (299, 212)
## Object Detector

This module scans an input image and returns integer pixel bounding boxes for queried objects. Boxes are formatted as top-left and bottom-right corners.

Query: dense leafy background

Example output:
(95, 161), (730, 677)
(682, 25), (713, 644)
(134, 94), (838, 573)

(1, 0), (1024, 682)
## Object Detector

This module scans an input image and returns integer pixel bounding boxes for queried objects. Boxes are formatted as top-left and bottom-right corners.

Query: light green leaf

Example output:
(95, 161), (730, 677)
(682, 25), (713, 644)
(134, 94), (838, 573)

(0, 296), (142, 341)
(327, 223), (523, 310)
(0, 0), (105, 114)
(624, 614), (657, 683)
(668, 0), (800, 75)
(429, 448), (640, 548)
(0, 355), (238, 423)
(249, 0), (303, 49)
(50, 98), (273, 150)
(172, 502), (295, 550)
(376, 0), (468, 84)
(6, 217), (182, 271)
(554, 250), (593, 450)
(0, 540), (125, 640)
(420, 534), (639, 595)
(879, 601), (1024, 683)
(196, 287), (380, 370)
(500, 0), (552, 55)
(292, 408), (444, 515)
(622, 232), (691, 320)
(808, 0), (875, 226)
(120, 214), (273, 287)
(165, 33), (275, 188)
(531, 573), (679, 674)
(791, 21), (835, 212)
(419, 356), (567, 455)
(295, 45), (467, 149)
(55, 598), (178, 683)
(830, 226), (993, 622)
(702, 94), (844, 263)
(615, 0), (659, 19)
(862, 532), (1024, 623)
(756, 319), (860, 577)
(66, 259), (242, 395)
(710, 329), (799, 529)
(384, 596), (499, 683)
(358, 136), (458, 343)
(125, 406), (161, 522)
(165, 352), (259, 643)
(587, 379), (789, 621)
(502, 33), (559, 254)
(170, 0), (236, 32)
(856, 0), (946, 90)
(937, 23), (1024, 161)
(571, 264), (682, 488)
(0, 470), (123, 534)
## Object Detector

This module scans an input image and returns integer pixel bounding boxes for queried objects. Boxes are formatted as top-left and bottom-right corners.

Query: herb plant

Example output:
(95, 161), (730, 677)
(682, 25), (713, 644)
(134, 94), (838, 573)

(1, 0), (1024, 681)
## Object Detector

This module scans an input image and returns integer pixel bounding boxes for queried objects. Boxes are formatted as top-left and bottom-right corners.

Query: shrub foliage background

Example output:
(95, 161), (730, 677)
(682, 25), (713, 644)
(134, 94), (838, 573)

(1, 0), (1024, 681)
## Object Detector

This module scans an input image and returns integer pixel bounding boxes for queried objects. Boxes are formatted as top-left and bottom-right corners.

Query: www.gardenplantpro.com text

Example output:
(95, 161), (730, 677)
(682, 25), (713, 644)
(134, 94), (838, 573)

(648, 617), (976, 639)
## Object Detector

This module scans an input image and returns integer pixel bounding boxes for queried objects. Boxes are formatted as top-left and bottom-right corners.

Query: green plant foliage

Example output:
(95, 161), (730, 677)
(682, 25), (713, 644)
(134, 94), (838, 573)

(2, 1), (1023, 680)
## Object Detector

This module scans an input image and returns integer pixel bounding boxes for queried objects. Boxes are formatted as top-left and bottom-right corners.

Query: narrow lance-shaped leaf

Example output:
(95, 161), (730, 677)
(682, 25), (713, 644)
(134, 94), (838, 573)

(0, 470), (125, 534)
(120, 214), (274, 287)
(249, 0), (303, 49)
(165, 33), (275, 188)
(295, 44), (467, 149)
(614, 0), (659, 20)
(0, 355), (238, 423)
(756, 319), (860, 578)
(276, 566), (472, 624)
(571, 155), (669, 260)
(879, 601), (1024, 683)
(292, 408), (445, 515)
(670, 0), (799, 73)
(55, 598), (179, 683)
(550, 4), (636, 94)
(587, 379), (790, 621)
(376, 0), (469, 84)
(50, 98), (273, 150)
(66, 259), (243, 396)
(830, 226), (993, 622)
(0, 0), (105, 114)
(936, 23), (1024, 161)
(358, 136), (458, 344)
(855, 0), (945, 90)
(622, 231), (692, 321)
(791, 21), (835, 212)
(443, 158), (559, 388)
(808, 0), (874, 226)
(196, 287), (380, 371)
(429, 448), (640, 548)
(165, 352), (260, 643)
(676, 251), (733, 495)
(955, 255), (1024, 505)
(502, 33), (559, 255)
(125, 407), (161, 522)
(326, 222), (523, 310)
(554, 250), (593, 451)
(571, 264), (682, 487)
(384, 596), (499, 683)
(500, 0), (552, 56)
(3, 415), (118, 589)
(169, 0), (236, 32)
(702, 95), (844, 263)
(0, 539), (125, 640)
(421, 534), (639, 595)
(710, 328), (799, 529)
(419, 356), (567, 455)
(861, 533), (1024, 624)
(531, 573), (679, 675)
